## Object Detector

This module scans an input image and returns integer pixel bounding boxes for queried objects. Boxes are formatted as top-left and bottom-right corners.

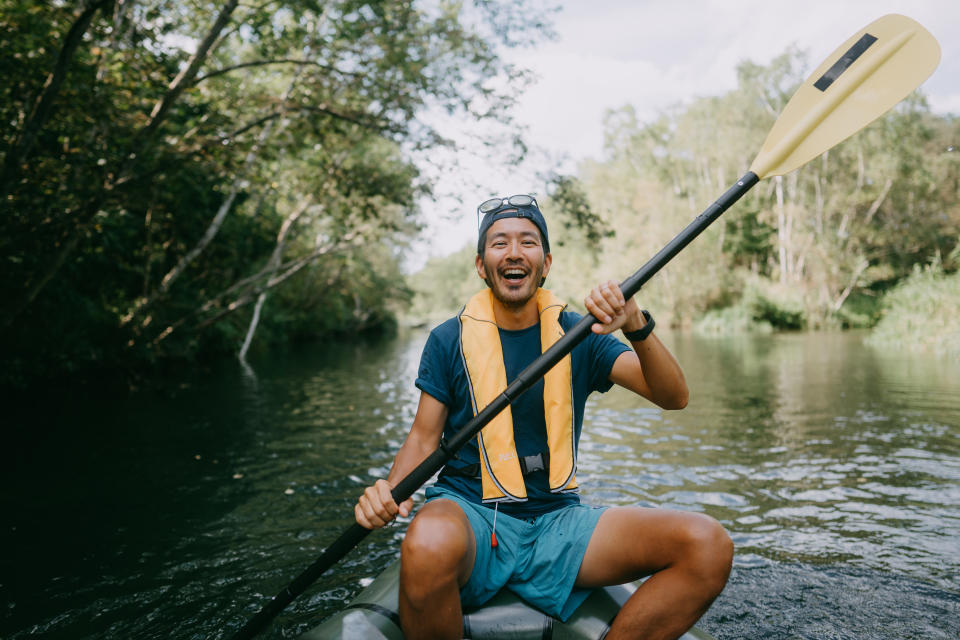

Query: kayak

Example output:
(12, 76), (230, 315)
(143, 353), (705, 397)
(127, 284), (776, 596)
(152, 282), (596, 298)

(299, 558), (716, 639)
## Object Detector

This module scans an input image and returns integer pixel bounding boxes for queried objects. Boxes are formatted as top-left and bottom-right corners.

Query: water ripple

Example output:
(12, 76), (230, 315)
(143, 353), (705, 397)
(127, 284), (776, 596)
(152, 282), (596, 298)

(3, 331), (958, 640)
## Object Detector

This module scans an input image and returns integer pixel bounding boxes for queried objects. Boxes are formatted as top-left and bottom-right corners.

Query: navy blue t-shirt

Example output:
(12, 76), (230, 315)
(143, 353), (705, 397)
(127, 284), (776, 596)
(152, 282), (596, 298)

(415, 310), (630, 518)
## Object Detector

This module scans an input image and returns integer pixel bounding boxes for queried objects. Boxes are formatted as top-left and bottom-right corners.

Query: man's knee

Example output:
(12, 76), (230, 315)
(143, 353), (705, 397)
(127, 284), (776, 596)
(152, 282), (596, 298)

(681, 513), (733, 591)
(401, 501), (474, 587)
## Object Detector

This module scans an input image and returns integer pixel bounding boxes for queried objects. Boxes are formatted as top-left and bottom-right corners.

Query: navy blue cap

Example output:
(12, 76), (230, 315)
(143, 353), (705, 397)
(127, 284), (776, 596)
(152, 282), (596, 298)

(477, 205), (550, 255)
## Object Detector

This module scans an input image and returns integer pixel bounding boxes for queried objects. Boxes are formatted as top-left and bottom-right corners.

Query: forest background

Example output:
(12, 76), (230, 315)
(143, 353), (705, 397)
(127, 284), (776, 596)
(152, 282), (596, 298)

(2, 0), (958, 390)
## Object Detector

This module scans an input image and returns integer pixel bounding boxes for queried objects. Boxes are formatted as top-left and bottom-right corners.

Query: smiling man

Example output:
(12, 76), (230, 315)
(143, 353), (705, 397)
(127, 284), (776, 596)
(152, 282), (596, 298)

(355, 194), (732, 640)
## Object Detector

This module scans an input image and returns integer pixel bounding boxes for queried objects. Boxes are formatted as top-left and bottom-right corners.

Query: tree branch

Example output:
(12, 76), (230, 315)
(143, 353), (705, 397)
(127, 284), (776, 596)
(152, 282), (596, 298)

(832, 257), (869, 312)
(863, 178), (894, 224)
(152, 226), (369, 344)
(121, 61), (314, 330)
(237, 197), (311, 360)
(135, 0), (240, 146)
(223, 102), (394, 142)
(193, 58), (363, 84)
(5, 0), (241, 323)
(1, 0), (111, 193)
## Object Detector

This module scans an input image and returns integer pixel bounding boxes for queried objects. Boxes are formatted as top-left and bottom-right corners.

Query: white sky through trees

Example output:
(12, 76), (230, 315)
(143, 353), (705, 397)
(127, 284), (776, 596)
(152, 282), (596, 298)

(407, 0), (960, 271)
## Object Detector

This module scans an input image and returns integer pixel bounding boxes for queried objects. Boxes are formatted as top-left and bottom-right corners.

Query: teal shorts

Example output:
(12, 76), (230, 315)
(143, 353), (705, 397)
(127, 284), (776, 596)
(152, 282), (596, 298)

(424, 485), (607, 621)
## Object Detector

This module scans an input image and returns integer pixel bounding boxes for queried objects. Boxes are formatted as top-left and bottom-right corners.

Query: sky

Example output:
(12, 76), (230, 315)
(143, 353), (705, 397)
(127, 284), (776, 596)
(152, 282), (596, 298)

(405, 0), (960, 271)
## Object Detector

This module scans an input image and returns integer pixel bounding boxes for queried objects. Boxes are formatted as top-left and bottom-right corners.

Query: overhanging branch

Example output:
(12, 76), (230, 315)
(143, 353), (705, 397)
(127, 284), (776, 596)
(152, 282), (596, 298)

(193, 58), (364, 84)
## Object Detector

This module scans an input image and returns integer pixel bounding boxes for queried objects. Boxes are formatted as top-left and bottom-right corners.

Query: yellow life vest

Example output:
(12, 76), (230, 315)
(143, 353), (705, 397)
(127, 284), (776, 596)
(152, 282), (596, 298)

(458, 288), (578, 502)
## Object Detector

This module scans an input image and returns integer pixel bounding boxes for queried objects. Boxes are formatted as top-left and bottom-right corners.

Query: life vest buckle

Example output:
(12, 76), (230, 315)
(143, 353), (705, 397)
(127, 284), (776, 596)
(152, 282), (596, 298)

(518, 452), (548, 475)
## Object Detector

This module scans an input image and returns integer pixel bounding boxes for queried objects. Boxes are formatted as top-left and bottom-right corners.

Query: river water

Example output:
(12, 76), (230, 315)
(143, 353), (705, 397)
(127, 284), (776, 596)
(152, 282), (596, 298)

(2, 330), (958, 639)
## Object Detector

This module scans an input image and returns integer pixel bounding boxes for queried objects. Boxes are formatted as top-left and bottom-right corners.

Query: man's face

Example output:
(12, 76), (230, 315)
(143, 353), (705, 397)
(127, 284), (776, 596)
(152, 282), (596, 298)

(476, 216), (552, 309)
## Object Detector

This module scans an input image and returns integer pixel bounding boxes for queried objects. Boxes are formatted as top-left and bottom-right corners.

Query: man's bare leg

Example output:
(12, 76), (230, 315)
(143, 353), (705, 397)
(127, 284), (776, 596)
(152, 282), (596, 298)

(576, 507), (733, 640)
(398, 499), (476, 640)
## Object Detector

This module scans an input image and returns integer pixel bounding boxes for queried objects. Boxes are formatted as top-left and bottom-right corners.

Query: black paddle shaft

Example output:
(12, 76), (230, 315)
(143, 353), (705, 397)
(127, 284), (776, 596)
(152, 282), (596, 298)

(227, 171), (759, 640)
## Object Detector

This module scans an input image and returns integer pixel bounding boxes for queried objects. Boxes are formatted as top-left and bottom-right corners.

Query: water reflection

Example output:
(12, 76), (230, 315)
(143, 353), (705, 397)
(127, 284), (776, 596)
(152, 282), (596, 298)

(1, 330), (957, 640)
(578, 331), (959, 594)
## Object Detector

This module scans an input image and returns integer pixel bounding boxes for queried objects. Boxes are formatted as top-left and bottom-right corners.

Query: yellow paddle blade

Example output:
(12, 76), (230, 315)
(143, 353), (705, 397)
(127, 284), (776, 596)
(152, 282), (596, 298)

(750, 14), (940, 179)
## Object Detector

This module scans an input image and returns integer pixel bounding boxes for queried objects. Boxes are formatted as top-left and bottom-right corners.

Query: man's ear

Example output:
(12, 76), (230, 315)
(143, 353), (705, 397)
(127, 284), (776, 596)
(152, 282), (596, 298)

(475, 253), (487, 280)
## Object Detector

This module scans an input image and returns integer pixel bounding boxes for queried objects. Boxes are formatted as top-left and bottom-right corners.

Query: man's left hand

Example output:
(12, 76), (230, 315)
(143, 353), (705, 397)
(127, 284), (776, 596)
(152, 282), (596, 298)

(584, 279), (646, 335)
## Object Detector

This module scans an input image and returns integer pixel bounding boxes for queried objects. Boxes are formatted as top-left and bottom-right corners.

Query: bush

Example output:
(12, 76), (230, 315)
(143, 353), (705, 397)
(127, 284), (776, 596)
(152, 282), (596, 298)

(866, 261), (960, 356)
(694, 304), (773, 335)
(833, 291), (884, 329)
(694, 275), (805, 334)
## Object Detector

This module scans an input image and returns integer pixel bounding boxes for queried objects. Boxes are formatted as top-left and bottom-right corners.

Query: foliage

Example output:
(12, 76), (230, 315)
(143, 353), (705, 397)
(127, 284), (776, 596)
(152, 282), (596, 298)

(866, 258), (960, 356)
(693, 274), (805, 334)
(409, 49), (960, 337)
(0, 0), (552, 387)
(694, 304), (773, 336)
(407, 245), (480, 325)
(544, 173), (614, 249)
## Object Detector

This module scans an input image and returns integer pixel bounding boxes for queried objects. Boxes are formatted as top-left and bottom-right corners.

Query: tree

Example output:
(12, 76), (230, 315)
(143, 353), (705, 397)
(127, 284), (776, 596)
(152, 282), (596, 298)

(0, 0), (553, 385)
(413, 48), (959, 330)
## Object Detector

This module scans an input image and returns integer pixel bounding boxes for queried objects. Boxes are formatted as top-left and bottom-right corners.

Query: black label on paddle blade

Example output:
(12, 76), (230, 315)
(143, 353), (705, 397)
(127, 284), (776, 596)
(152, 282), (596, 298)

(813, 33), (879, 92)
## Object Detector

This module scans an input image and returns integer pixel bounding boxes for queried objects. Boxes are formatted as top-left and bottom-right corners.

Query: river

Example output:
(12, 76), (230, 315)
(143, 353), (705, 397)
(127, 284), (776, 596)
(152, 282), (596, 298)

(2, 330), (958, 639)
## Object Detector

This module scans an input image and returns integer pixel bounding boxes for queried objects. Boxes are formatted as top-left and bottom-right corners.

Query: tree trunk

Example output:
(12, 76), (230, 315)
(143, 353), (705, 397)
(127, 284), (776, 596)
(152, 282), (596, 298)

(123, 58), (305, 329)
(154, 225), (370, 345)
(1, 0), (111, 193)
(238, 292), (267, 361)
(832, 257), (869, 312)
(863, 178), (893, 224)
(7, 0), (241, 326)
(133, 0), (240, 150)
(776, 175), (788, 284)
(238, 199), (311, 360)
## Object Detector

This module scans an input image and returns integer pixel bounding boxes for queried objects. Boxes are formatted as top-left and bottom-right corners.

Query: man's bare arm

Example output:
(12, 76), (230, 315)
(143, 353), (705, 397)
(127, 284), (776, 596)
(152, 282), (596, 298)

(584, 279), (689, 410)
(355, 391), (449, 529)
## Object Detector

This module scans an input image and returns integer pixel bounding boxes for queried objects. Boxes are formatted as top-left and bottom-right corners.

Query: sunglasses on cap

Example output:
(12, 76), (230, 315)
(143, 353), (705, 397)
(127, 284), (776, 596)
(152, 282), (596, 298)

(476, 194), (540, 219)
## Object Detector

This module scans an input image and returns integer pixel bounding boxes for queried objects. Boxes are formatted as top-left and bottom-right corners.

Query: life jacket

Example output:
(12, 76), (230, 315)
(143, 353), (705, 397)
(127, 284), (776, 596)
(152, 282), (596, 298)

(458, 288), (578, 502)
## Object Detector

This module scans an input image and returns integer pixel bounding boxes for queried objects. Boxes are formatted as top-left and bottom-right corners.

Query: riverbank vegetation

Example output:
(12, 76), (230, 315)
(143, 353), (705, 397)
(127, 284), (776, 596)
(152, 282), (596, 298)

(409, 51), (960, 350)
(866, 256), (960, 356)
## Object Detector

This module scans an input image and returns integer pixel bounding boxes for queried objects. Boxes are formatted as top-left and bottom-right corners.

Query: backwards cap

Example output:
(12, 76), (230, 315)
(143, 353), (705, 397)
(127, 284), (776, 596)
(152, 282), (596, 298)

(477, 204), (550, 255)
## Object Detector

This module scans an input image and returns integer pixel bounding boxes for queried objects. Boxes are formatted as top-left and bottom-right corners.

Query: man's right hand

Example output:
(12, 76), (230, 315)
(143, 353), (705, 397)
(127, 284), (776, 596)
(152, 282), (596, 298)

(355, 478), (414, 529)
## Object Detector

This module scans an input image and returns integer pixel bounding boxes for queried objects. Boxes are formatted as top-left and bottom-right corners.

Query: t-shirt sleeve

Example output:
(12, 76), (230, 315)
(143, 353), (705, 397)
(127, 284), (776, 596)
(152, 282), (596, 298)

(562, 310), (630, 394)
(415, 326), (454, 406)
(589, 330), (631, 393)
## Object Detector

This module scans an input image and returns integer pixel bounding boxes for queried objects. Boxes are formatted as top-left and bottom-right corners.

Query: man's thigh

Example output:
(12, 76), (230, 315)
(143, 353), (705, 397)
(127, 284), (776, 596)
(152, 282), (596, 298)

(574, 506), (719, 587)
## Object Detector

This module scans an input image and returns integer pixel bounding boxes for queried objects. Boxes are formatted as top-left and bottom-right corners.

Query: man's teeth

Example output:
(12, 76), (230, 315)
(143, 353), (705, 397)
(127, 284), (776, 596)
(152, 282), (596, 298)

(503, 269), (527, 279)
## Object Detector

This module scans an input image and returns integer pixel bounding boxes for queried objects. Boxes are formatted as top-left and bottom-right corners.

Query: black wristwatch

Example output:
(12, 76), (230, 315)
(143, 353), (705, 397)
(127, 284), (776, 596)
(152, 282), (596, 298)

(622, 310), (655, 341)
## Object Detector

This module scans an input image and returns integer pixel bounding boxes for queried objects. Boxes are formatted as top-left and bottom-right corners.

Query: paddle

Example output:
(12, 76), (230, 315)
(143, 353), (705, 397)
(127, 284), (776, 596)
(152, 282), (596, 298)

(226, 14), (939, 640)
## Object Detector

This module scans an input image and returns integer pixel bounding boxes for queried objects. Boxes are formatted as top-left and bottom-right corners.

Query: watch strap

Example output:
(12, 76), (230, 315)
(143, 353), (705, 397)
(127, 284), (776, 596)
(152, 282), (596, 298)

(622, 310), (655, 341)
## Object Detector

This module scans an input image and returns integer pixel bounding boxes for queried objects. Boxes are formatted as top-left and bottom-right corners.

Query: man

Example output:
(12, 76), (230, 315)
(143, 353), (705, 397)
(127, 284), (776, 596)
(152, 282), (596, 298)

(356, 195), (732, 640)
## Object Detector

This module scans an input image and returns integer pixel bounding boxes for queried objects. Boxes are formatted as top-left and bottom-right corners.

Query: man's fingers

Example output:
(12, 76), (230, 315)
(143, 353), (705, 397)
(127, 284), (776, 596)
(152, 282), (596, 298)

(374, 478), (396, 509)
(585, 290), (612, 322)
(601, 280), (626, 308)
(357, 493), (386, 529)
(355, 480), (400, 529)
(355, 502), (377, 529)
(586, 280), (625, 325)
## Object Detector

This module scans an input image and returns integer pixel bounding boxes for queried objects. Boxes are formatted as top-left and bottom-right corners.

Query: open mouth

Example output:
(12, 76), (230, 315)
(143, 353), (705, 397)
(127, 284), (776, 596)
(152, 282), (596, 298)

(501, 267), (528, 282)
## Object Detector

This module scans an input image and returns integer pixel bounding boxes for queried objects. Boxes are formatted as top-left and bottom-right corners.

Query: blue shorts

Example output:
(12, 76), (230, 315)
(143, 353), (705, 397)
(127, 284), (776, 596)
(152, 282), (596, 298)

(424, 485), (608, 621)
